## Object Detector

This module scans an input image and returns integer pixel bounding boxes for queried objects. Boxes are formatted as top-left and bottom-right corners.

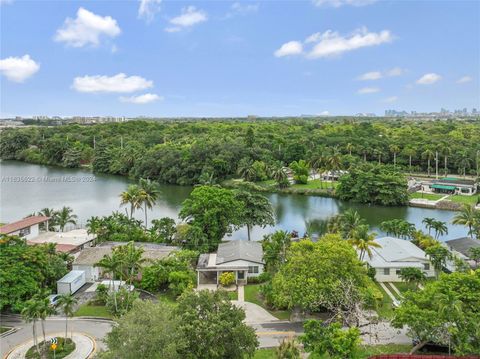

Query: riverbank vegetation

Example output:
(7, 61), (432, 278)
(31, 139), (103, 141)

(1, 119), (479, 187)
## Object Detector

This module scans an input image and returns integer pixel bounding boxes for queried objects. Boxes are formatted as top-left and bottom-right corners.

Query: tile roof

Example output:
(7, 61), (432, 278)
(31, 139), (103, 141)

(0, 216), (50, 234)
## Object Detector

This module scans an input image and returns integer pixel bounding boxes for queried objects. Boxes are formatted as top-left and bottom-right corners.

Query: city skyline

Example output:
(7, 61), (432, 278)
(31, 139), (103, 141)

(1, 0), (479, 117)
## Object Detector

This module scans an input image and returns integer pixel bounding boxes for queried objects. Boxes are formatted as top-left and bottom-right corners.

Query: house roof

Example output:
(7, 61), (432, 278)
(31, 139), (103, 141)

(28, 229), (95, 247)
(216, 240), (264, 265)
(0, 216), (50, 234)
(73, 243), (178, 265)
(434, 178), (476, 186)
(445, 237), (480, 258)
(365, 237), (428, 268)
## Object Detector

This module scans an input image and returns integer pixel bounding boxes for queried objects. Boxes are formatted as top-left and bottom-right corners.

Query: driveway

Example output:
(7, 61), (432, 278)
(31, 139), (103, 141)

(231, 301), (279, 324)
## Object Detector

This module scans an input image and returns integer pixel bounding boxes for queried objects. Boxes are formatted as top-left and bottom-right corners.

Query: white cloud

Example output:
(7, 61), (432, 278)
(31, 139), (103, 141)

(383, 96), (398, 103)
(274, 41), (303, 57)
(358, 87), (380, 94)
(231, 2), (259, 14)
(138, 0), (161, 23)
(120, 93), (162, 104)
(358, 71), (382, 80)
(307, 27), (393, 58)
(72, 73), (153, 93)
(386, 67), (404, 77)
(0, 55), (40, 82)
(54, 7), (121, 47)
(416, 73), (441, 85)
(166, 6), (207, 32)
(456, 76), (472, 84)
(319, 110), (330, 116)
(312, 0), (377, 7)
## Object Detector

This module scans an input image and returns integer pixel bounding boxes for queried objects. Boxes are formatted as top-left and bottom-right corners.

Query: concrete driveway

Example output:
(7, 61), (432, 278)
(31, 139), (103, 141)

(231, 301), (279, 324)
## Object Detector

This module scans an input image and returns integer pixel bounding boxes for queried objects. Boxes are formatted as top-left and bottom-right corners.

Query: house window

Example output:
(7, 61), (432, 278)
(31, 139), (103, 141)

(248, 266), (259, 274)
(383, 268), (390, 275)
(19, 227), (31, 237)
(396, 269), (401, 275)
(423, 263), (430, 270)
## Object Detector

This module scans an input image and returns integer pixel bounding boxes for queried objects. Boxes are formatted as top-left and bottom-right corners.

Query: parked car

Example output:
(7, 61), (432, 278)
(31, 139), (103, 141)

(47, 294), (61, 307)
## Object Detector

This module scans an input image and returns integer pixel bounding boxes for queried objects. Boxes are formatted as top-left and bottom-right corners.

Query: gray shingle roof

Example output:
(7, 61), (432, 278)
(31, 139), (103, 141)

(445, 237), (480, 258)
(216, 241), (263, 265)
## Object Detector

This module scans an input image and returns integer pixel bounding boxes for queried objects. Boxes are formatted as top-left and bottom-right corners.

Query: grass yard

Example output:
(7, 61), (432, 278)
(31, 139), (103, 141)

(391, 282), (417, 294)
(447, 194), (480, 206)
(74, 303), (113, 319)
(409, 192), (444, 200)
(375, 283), (395, 319)
(244, 284), (291, 321)
(0, 326), (11, 334)
(156, 291), (178, 305)
(252, 349), (276, 358)
(228, 290), (238, 300)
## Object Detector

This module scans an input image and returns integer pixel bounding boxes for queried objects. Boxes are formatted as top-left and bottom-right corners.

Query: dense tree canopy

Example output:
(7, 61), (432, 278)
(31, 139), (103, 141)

(392, 270), (480, 355)
(0, 236), (68, 312)
(2, 119), (479, 187)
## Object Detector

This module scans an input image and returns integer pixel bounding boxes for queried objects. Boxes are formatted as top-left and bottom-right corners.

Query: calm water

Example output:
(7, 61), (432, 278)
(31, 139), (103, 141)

(0, 161), (468, 241)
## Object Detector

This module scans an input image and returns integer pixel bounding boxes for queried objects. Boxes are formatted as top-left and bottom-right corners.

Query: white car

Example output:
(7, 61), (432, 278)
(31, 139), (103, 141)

(47, 294), (61, 306)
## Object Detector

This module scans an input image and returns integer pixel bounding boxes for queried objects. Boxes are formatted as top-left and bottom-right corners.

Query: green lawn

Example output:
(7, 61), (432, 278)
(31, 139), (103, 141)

(252, 349), (276, 359)
(156, 291), (178, 305)
(391, 282), (417, 294)
(447, 194), (480, 206)
(228, 290), (238, 300)
(74, 303), (113, 319)
(375, 284), (395, 319)
(291, 179), (337, 190)
(244, 284), (291, 321)
(409, 192), (444, 200)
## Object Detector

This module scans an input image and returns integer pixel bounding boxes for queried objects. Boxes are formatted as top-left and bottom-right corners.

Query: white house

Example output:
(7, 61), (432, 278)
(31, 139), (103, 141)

(0, 216), (50, 241)
(364, 237), (436, 282)
(196, 241), (264, 286)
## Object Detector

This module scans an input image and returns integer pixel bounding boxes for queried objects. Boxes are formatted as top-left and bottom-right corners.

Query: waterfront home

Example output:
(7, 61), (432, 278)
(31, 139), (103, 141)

(420, 177), (478, 196)
(0, 216), (50, 241)
(445, 237), (480, 267)
(364, 237), (435, 282)
(196, 241), (264, 287)
(73, 242), (178, 282)
(27, 228), (95, 254)
(321, 170), (348, 181)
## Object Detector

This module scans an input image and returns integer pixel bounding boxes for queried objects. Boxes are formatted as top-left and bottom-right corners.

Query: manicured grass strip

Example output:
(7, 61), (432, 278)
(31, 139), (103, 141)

(447, 194), (480, 205)
(252, 348), (276, 358)
(392, 282), (417, 294)
(244, 284), (291, 321)
(409, 192), (444, 200)
(375, 283), (395, 319)
(74, 304), (113, 319)
(0, 326), (11, 334)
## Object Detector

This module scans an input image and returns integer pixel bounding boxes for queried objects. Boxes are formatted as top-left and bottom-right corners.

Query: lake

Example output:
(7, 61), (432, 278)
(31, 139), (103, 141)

(0, 160), (468, 241)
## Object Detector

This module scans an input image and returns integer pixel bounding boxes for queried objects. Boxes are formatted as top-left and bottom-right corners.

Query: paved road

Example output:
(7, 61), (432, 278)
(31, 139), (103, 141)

(0, 316), (112, 357)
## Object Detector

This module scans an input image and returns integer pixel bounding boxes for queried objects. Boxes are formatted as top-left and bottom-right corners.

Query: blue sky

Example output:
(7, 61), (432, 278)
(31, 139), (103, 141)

(1, 0), (479, 117)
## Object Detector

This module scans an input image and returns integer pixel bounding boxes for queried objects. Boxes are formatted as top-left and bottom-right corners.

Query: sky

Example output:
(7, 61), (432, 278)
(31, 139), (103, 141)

(1, 0), (479, 117)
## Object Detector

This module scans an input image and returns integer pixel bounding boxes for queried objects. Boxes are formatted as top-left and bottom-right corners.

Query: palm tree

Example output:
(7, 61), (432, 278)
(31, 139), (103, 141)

(120, 184), (144, 219)
(56, 206), (77, 232)
(115, 242), (145, 285)
(21, 298), (42, 355)
(389, 144), (400, 168)
(95, 253), (120, 311)
(38, 208), (57, 231)
(431, 220), (448, 240)
(452, 204), (478, 237)
(138, 178), (160, 227)
(37, 294), (56, 347)
(348, 225), (380, 261)
(345, 143), (354, 156)
(309, 155), (324, 180)
(339, 209), (365, 239)
(455, 152), (471, 178)
(57, 294), (77, 340)
(422, 148), (435, 177)
(422, 217), (436, 236)
(402, 146), (416, 173)
(237, 160), (256, 182)
(441, 146), (451, 176)
(270, 165), (289, 188)
(374, 148), (384, 164)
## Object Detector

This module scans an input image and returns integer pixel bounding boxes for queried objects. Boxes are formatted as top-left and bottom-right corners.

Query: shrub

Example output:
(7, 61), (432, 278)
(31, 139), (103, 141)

(106, 287), (139, 316)
(247, 272), (271, 284)
(276, 338), (301, 359)
(219, 272), (236, 287)
(95, 283), (109, 305)
(168, 271), (195, 296)
(295, 175), (308, 184)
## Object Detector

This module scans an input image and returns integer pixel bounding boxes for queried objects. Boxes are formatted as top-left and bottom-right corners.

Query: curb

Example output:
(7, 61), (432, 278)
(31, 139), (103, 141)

(0, 328), (17, 338)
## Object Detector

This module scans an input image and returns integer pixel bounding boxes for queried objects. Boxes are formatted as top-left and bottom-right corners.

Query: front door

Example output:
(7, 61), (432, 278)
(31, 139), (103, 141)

(237, 271), (245, 280)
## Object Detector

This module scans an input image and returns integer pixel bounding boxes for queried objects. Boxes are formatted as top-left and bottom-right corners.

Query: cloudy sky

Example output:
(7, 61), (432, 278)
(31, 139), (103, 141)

(1, 0), (479, 117)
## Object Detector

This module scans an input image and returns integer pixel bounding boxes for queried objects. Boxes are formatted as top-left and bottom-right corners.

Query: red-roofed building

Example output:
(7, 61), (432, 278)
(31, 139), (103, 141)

(0, 216), (50, 240)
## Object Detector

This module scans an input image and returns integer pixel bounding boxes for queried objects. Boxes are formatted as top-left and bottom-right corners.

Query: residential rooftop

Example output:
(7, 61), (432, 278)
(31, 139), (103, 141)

(0, 216), (50, 234)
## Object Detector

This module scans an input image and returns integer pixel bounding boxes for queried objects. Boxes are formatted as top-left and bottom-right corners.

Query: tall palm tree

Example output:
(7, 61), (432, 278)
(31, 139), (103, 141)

(309, 155), (324, 180)
(120, 184), (144, 219)
(115, 242), (145, 285)
(402, 147), (416, 173)
(422, 217), (436, 236)
(339, 209), (365, 239)
(441, 146), (452, 176)
(455, 152), (471, 178)
(389, 144), (400, 168)
(56, 206), (78, 232)
(422, 148), (435, 177)
(348, 225), (380, 261)
(374, 148), (384, 164)
(139, 178), (160, 227)
(452, 204), (478, 237)
(38, 208), (57, 231)
(95, 253), (120, 310)
(37, 294), (56, 347)
(345, 143), (354, 156)
(21, 299), (42, 355)
(431, 220), (448, 240)
(271, 165), (289, 188)
(57, 294), (77, 340)
(237, 161), (256, 182)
